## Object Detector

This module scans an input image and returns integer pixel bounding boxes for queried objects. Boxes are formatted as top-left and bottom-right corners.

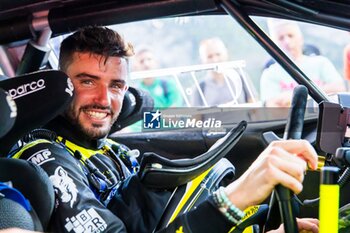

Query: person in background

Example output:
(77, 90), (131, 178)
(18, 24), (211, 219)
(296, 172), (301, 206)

(191, 37), (257, 107)
(263, 43), (321, 70)
(343, 42), (350, 89)
(260, 19), (345, 107)
(132, 47), (182, 108)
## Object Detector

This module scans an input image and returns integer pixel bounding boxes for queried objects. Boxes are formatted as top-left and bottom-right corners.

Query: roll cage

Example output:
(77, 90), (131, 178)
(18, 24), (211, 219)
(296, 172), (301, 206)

(0, 0), (348, 104)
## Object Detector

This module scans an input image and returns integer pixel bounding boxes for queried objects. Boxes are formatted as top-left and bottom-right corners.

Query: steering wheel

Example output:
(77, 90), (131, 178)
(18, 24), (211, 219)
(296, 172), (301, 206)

(264, 85), (309, 233)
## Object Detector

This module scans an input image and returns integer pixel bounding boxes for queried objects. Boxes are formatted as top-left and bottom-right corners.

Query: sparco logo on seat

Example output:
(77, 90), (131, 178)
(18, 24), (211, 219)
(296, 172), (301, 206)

(8, 79), (45, 99)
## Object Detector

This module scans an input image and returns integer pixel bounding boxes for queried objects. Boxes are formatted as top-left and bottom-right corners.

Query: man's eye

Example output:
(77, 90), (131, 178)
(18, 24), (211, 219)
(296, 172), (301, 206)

(111, 86), (122, 92)
(111, 82), (124, 90)
(81, 80), (93, 85)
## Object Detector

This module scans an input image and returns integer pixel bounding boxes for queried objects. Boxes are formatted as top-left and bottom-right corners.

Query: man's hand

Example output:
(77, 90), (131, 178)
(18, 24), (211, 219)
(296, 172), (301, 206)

(223, 140), (318, 210)
(268, 218), (319, 233)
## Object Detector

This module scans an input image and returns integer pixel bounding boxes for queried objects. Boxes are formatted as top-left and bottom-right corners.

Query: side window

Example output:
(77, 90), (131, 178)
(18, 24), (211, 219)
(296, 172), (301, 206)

(48, 16), (349, 132)
(114, 16), (266, 110)
(257, 18), (346, 108)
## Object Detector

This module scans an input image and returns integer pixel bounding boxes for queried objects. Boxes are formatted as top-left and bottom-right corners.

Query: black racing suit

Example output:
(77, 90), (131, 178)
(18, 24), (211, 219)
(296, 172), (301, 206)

(13, 116), (234, 233)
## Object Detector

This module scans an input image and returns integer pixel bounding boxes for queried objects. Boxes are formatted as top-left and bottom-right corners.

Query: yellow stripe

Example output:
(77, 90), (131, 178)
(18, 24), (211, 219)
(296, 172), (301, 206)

(316, 155), (325, 171)
(319, 184), (339, 233)
(228, 224), (254, 233)
(242, 226), (253, 233)
(57, 136), (106, 161)
(168, 168), (211, 224)
(184, 184), (205, 212)
(106, 138), (119, 145)
(12, 139), (52, 158)
(228, 205), (260, 233)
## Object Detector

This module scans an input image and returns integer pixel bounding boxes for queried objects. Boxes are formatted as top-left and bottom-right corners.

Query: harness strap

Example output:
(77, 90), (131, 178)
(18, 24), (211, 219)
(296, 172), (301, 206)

(56, 136), (107, 161)
(11, 129), (130, 205)
(12, 139), (52, 159)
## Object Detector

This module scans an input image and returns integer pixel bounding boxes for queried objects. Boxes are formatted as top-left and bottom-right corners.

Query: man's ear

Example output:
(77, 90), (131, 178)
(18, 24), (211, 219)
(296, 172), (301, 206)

(124, 84), (129, 92)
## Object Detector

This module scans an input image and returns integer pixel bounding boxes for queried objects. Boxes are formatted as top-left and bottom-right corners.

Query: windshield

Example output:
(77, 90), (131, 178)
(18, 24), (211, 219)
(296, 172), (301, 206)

(49, 15), (349, 130)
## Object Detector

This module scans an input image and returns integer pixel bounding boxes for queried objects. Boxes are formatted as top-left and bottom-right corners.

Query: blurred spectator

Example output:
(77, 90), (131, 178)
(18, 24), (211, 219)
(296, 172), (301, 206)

(263, 43), (321, 70)
(191, 37), (256, 107)
(343, 42), (350, 89)
(260, 19), (345, 107)
(132, 47), (182, 108)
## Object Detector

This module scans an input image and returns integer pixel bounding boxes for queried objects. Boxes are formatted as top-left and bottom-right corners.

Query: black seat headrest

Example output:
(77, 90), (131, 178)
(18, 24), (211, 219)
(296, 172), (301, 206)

(0, 88), (16, 139)
(110, 86), (154, 133)
(0, 70), (73, 155)
(0, 158), (55, 230)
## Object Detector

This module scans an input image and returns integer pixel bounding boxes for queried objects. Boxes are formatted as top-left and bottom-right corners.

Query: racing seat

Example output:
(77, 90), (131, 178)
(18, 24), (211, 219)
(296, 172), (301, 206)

(136, 121), (247, 231)
(138, 120), (247, 189)
(0, 70), (72, 230)
(0, 70), (73, 156)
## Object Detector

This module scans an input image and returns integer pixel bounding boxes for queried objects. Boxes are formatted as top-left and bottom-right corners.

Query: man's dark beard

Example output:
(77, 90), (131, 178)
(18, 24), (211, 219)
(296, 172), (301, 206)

(64, 105), (117, 139)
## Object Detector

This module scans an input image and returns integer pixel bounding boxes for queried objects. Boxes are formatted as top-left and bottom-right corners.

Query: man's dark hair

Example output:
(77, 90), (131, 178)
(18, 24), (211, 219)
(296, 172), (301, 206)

(59, 26), (134, 71)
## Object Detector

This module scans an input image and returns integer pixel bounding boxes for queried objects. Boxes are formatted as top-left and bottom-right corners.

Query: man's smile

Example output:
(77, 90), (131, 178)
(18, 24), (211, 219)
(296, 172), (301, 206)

(83, 109), (110, 121)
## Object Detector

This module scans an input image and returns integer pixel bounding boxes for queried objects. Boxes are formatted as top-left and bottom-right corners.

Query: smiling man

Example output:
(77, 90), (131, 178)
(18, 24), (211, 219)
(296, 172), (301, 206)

(58, 28), (132, 140)
(63, 53), (128, 138)
(12, 26), (318, 233)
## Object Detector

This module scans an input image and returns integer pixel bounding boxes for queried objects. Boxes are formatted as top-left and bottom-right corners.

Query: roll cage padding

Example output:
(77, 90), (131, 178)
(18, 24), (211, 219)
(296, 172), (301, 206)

(138, 120), (247, 189)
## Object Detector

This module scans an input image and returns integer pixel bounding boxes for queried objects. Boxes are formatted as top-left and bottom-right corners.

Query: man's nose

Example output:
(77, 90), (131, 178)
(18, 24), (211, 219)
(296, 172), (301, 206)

(210, 55), (222, 63)
(93, 85), (111, 106)
(281, 37), (292, 47)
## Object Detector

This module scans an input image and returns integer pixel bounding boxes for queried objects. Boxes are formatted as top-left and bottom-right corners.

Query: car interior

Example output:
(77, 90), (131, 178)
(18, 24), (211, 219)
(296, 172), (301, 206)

(0, 0), (350, 232)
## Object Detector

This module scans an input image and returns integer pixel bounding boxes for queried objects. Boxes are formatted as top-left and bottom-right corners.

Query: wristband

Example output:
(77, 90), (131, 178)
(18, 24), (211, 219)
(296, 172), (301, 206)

(213, 186), (245, 225)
